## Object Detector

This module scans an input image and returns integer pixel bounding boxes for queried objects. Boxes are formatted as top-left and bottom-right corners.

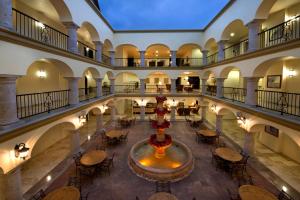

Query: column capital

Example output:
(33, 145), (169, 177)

(94, 77), (103, 81)
(201, 49), (209, 53)
(63, 21), (80, 29)
(246, 19), (264, 27)
(215, 77), (227, 81)
(217, 40), (228, 45)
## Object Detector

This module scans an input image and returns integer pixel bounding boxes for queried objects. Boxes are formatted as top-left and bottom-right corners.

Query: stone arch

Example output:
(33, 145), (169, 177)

(30, 122), (76, 158)
(204, 38), (217, 51)
(177, 43), (203, 52)
(81, 22), (101, 42)
(115, 44), (140, 58)
(103, 39), (114, 52)
(219, 66), (243, 78)
(49, 0), (73, 22)
(145, 43), (171, 58)
(105, 71), (114, 79)
(217, 107), (236, 116)
(255, 0), (277, 19)
(201, 70), (216, 79)
(115, 72), (140, 86)
(82, 67), (101, 79)
(221, 19), (248, 41)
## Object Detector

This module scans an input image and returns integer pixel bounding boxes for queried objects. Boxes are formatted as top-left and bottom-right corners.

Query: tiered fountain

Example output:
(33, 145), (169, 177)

(129, 91), (194, 182)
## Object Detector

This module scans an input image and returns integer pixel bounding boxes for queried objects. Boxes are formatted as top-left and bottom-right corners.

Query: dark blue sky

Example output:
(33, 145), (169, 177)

(99, 0), (230, 30)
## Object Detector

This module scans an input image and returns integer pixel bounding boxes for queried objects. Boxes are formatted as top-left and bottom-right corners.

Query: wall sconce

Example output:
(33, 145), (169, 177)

(37, 70), (47, 79)
(36, 21), (45, 29)
(14, 143), (30, 160)
(99, 105), (108, 114)
(171, 99), (177, 107)
(282, 186), (288, 193)
(236, 112), (246, 125)
(288, 68), (296, 78)
(79, 114), (87, 125)
(210, 104), (217, 113)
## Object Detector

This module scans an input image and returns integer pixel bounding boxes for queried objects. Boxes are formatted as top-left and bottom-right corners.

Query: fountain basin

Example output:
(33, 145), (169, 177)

(128, 139), (194, 182)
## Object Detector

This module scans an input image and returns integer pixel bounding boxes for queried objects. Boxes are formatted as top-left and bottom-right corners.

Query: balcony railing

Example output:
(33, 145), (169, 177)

(115, 85), (140, 93)
(77, 41), (96, 60)
(145, 58), (171, 67)
(102, 54), (111, 65)
(224, 39), (249, 59)
(207, 53), (218, 65)
(259, 15), (300, 49)
(176, 58), (203, 67)
(102, 86), (111, 96)
(223, 87), (246, 103)
(115, 58), (141, 67)
(79, 87), (97, 102)
(16, 90), (70, 119)
(12, 8), (68, 50)
(203, 85), (216, 96)
(256, 90), (300, 117)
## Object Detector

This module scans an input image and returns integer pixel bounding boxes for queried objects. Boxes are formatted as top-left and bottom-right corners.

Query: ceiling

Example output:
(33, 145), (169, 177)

(270, 0), (300, 14)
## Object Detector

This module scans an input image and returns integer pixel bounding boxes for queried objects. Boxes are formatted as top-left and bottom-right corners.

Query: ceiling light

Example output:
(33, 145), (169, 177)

(155, 50), (159, 53)
(230, 32), (235, 37)
(14, 143), (30, 160)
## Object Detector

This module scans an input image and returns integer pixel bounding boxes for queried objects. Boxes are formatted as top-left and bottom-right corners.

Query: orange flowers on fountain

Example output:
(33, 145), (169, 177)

(149, 90), (171, 158)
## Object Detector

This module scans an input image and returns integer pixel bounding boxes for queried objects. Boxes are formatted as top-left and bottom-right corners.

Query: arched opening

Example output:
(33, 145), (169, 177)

(220, 67), (246, 102)
(145, 72), (171, 93)
(113, 98), (140, 120)
(177, 44), (203, 66)
(221, 20), (248, 59)
(22, 122), (76, 193)
(102, 71), (114, 95)
(79, 68), (100, 101)
(176, 71), (201, 93)
(115, 72), (140, 93)
(77, 22), (100, 59)
(16, 59), (73, 119)
(253, 57), (300, 116)
(258, 0), (300, 48)
(115, 44), (140, 67)
(13, 0), (72, 49)
(102, 39), (113, 65)
(202, 71), (216, 96)
(145, 44), (171, 67)
(204, 38), (218, 64)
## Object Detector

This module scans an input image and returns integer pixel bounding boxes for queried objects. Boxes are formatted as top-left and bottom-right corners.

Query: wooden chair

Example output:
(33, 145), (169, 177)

(73, 152), (83, 175)
(67, 176), (81, 192)
(155, 181), (171, 193)
(29, 189), (46, 200)
(100, 153), (115, 175)
(120, 131), (129, 142)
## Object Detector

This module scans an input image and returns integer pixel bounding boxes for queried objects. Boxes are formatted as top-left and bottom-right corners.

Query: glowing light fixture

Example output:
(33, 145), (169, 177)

(36, 22), (45, 29)
(37, 70), (47, 78)
(79, 113), (87, 125)
(236, 112), (246, 125)
(210, 104), (217, 113)
(14, 143), (30, 160)
(88, 135), (91, 141)
(282, 186), (288, 193)
(46, 175), (52, 182)
(288, 68), (296, 78)
(230, 32), (235, 37)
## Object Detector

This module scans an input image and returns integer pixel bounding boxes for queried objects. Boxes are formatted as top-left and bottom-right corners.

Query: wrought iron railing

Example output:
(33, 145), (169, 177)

(12, 8), (69, 50)
(223, 87), (246, 103)
(145, 85), (169, 93)
(102, 54), (111, 65)
(102, 86), (111, 96)
(115, 85), (140, 93)
(145, 58), (171, 67)
(176, 58), (203, 67)
(16, 90), (70, 119)
(79, 87), (97, 102)
(224, 39), (249, 59)
(259, 15), (300, 48)
(115, 58), (141, 67)
(203, 85), (216, 96)
(77, 41), (96, 59)
(256, 90), (300, 117)
(206, 53), (218, 65)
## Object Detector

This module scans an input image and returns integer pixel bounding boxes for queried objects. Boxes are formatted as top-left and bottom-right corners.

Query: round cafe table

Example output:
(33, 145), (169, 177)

(148, 192), (178, 200)
(106, 130), (123, 138)
(215, 147), (243, 162)
(80, 150), (107, 167)
(198, 130), (217, 137)
(43, 186), (80, 200)
(239, 185), (278, 200)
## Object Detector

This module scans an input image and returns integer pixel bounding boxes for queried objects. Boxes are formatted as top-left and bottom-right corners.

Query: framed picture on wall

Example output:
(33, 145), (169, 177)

(265, 125), (279, 137)
(267, 75), (282, 88)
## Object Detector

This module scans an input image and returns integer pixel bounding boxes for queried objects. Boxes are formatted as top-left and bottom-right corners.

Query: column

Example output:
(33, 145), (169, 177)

(171, 50), (177, 67)
(110, 51), (115, 66)
(200, 105), (207, 122)
(171, 79), (176, 94)
(202, 50), (209, 65)
(170, 106), (176, 122)
(110, 105), (116, 122)
(109, 78), (115, 94)
(0, 0), (13, 30)
(96, 113), (103, 132)
(140, 106), (145, 121)
(201, 78), (207, 95)
(1, 167), (23, 200)
(216, 78), (226, 98)
(65, 77), (80, 105)
(71, 129), (81, 153)
(0, 75), (19, 126)
(217, 40), (226, 62)
(94, 41), (103, 62)
(247, 19), (262, 52)
(63, 22), (79, 54)
(243, 132), (256, 156)
(140, 51), (146, 67)
(245, 77), (260, 106)
(95, 78), (103, 97)
(216, 114), (223, 134)
(140, 79), (145, 95)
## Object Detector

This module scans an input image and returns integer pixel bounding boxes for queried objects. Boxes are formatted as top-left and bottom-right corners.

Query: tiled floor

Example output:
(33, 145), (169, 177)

(39, 121), (278, 200)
